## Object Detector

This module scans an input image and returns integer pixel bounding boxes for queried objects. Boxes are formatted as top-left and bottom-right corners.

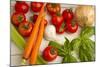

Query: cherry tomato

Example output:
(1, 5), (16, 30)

(51, 13), (64, 26)
(11, 12), (26, 26)
(43, 46), (57, 61)
(15, 1), (29, 14)
(56, 22), (66, 34)
(18, 21), (33, 37)
(46, 3), (61, 16)
(66, 20), (78, 33)
(31, 2), (43, 12)
(62, 9), (74, 21)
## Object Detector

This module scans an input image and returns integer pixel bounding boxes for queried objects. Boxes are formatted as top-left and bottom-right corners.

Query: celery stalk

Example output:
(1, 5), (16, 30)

(11, 24), (25, 50)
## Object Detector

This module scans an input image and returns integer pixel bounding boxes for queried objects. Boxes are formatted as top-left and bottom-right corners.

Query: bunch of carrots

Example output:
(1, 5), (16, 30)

(22, 3), (47, 65)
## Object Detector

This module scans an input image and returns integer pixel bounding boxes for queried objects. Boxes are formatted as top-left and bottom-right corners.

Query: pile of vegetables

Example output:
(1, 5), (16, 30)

(11, 1), (95, 66)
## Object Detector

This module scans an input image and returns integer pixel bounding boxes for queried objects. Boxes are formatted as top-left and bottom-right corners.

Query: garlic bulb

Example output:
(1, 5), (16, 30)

(44, 25), (56, 41)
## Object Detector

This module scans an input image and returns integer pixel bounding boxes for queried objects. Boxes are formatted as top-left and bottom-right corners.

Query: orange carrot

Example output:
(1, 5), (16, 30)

(22, 3), (46, 60)
(29, 19), (46, 64)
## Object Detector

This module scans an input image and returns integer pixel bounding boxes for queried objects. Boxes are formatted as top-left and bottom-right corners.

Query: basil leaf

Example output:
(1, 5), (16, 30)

(62, 54), (77, 63)
(79, 47), (88, 62)
(58, 49), (66, 57)
(70, 38), (81, 51)
(84, 39), (95, 53)
(65, 37), (69, 44)
(80, 26), (95, 38)
(63, 37), (70, 51)
(79, 38), (95, 61)
(49, 41), (62, 50)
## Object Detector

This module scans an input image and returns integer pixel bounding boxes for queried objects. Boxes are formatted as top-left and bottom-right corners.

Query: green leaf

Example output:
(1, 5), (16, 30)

(79, 47), (88, 62)
(57, 49), (66, 57)
(80, 26), (95, 38)
(62, 54), (78, 63)
(63, 37), (70, 51)
(79, 38), (95, 61)
(70, 38), (81, 51)
(49, 41), (63, 50)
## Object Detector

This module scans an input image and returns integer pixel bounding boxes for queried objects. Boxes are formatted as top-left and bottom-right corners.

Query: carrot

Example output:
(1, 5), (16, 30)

(29, 19), (46, 64)
(22, 3), (46, 60)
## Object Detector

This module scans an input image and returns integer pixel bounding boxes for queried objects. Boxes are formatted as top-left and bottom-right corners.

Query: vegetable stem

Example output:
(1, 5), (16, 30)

(21, 59), (26, 65)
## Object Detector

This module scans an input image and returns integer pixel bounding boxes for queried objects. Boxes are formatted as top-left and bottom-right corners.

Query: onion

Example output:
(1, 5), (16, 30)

(75, 5), (95, 27)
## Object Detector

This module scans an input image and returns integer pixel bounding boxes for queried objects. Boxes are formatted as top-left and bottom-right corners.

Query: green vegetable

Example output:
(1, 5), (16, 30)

(79, 38), (95, 62)
(11, 24), (25, 50)
(11, 24), (47, 64)
(80, 26), (95, 38)
(49, 37), (78, 63)
(70, 26), (95, 62)
(36, 55), (47, 64)
(70, 38), (81, 51)
(62, 54), (77, 63)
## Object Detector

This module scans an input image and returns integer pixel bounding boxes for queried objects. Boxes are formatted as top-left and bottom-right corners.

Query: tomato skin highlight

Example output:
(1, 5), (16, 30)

(15, 1), (29, 14)
(43, 46), (58, 61)
(46, 3), (61, 16)
(18, 21), (33, 37)
(31, 2), (43, 12)
(62, 9), (74, 21)
(11, 12), (26, 26)
(66, 21), (78, 33)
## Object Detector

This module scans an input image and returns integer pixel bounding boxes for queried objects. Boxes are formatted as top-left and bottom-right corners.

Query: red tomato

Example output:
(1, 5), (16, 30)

(31, 2), (43, 12)
(18, 21), (33, 37)
(66, 20), (78, 33)
(11, 12), (26, 26)
(62, 9), (74, 21)
(56, 22), (66, 34)
(31, 14), (38, 22)
(46, 3), (61, 16)
(15, 1), (29, 14)
(43, 46), (57, 61)
(51, 13), (64, 26)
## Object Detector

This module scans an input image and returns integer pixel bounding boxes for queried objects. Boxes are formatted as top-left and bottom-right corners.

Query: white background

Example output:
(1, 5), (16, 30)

(0, 0), (99, 67)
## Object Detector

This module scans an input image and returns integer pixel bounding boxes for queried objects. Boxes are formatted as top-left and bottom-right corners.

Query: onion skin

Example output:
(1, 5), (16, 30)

(75, 5), (95, 27)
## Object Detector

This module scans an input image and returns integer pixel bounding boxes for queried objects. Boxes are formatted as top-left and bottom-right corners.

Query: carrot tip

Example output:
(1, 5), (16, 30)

(21, 59), (26, 65)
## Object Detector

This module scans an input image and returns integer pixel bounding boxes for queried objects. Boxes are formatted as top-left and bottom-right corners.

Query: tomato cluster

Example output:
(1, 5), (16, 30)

(48, 4), (78, 34)
(62, 9), (78, 33)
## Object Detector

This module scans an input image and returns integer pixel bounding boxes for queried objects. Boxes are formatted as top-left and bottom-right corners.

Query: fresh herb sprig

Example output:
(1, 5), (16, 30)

(71, 26), (95, 61)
